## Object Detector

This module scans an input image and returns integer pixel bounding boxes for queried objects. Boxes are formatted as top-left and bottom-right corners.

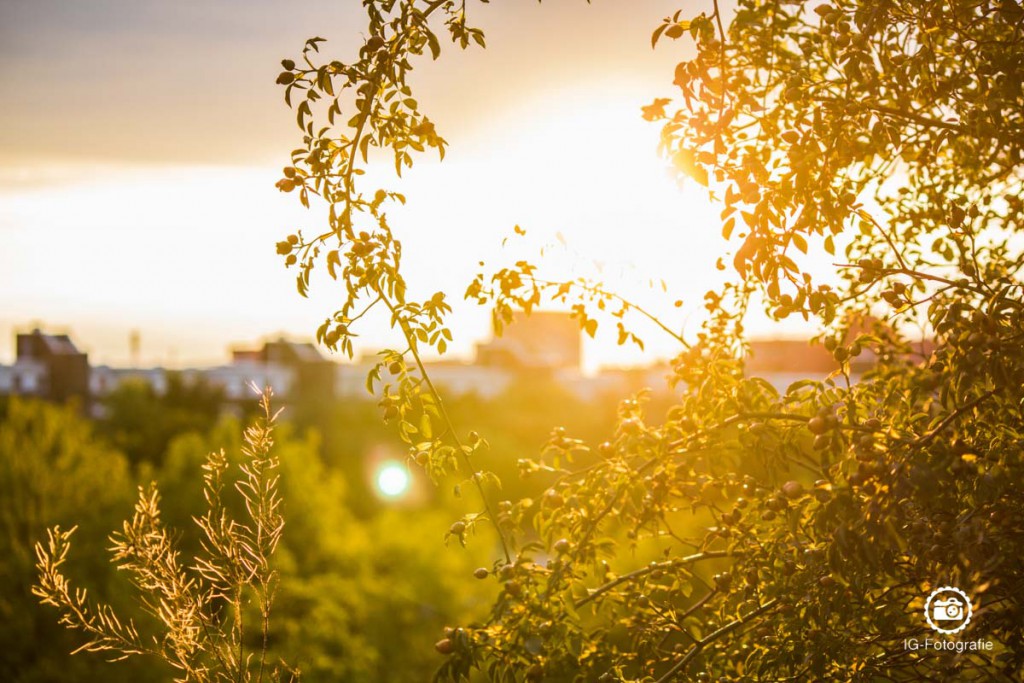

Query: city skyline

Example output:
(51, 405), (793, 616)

(0, 316), (845, 415)
(0, 312), (829, 372)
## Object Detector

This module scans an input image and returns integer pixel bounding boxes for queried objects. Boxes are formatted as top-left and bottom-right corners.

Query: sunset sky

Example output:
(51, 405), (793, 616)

(0, 0), (813, 372)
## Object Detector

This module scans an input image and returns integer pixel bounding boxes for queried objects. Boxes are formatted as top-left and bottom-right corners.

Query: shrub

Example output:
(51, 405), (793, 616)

(34, 390), (294, 682)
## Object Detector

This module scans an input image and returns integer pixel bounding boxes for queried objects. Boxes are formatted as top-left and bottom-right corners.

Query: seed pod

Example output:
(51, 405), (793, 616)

(808, 416), (828, 435)
(782, 481), (805, 499)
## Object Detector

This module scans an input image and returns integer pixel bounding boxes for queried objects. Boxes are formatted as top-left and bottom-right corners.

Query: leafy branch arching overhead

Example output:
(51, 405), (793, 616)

(271, 1), (1024, 681)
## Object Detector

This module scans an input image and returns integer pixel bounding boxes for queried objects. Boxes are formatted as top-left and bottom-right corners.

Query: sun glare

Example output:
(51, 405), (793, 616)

(375, 461), (411, 499)
(0, 90), (743, 370)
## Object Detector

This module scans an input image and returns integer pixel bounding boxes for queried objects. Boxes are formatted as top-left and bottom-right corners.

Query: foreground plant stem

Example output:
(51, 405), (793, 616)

(383, 295), (512, 563)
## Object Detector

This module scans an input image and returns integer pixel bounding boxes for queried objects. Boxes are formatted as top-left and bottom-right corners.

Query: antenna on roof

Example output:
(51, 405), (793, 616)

(129, 330), (141, 368)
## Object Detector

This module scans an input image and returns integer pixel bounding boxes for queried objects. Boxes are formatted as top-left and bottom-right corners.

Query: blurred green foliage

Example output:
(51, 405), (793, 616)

(2, 376), (625, 681)
(96, 373), (230, 466)
(0, 398), (152, 683)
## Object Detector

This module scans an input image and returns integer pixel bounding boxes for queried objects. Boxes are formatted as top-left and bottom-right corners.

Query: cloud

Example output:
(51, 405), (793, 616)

(0, 0), (689, 165)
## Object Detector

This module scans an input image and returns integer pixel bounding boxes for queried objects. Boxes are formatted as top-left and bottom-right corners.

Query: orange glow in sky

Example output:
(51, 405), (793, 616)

(1, 0), (815, 371)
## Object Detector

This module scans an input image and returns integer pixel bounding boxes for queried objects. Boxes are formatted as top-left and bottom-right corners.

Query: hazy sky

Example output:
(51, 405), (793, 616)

(0, 1), (682, 164)
(1, 0), (806, 370)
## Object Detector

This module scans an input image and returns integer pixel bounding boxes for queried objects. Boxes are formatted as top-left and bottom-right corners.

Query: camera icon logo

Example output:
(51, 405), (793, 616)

(924, 586), (972, 634)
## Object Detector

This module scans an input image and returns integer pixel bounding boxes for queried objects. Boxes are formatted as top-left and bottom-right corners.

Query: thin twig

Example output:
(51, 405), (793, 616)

(575, 552), (734, 609)
(914, 389), (997, 447)
(654, 598), (779, 683)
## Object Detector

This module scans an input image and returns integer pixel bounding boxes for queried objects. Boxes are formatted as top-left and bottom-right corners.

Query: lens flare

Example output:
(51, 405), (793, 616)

(375, 462), (411, 498)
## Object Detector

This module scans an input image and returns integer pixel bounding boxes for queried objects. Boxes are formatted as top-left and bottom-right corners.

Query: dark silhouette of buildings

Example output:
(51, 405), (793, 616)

(0, 329), (90, 404)
(230, 338), (335, 402)
(2, 316), (891, 409)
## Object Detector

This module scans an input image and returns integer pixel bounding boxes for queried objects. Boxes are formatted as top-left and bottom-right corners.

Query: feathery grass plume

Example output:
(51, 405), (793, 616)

(33, 387), (297, 682)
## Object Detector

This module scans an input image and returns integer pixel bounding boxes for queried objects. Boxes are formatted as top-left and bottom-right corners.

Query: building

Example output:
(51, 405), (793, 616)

(476, 311), (581, 370)
(420, 361), (514, 400)
(0, 362), (45, 398)
(90, 365), (170, 398)
(745, 333), (883, 391)
(0, 317), (898, 411)
(226, 338), (335, 402)
(0, 329), (90, 404)
(746, 339), (836, 376)
(0, 330), (337, 411)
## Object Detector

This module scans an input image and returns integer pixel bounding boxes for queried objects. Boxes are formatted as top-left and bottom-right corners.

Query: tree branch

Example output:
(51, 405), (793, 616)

(654, 598), (779, 683)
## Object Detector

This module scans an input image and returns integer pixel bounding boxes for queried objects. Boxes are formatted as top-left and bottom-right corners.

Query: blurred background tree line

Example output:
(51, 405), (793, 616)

(2, 377), (652, 682)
